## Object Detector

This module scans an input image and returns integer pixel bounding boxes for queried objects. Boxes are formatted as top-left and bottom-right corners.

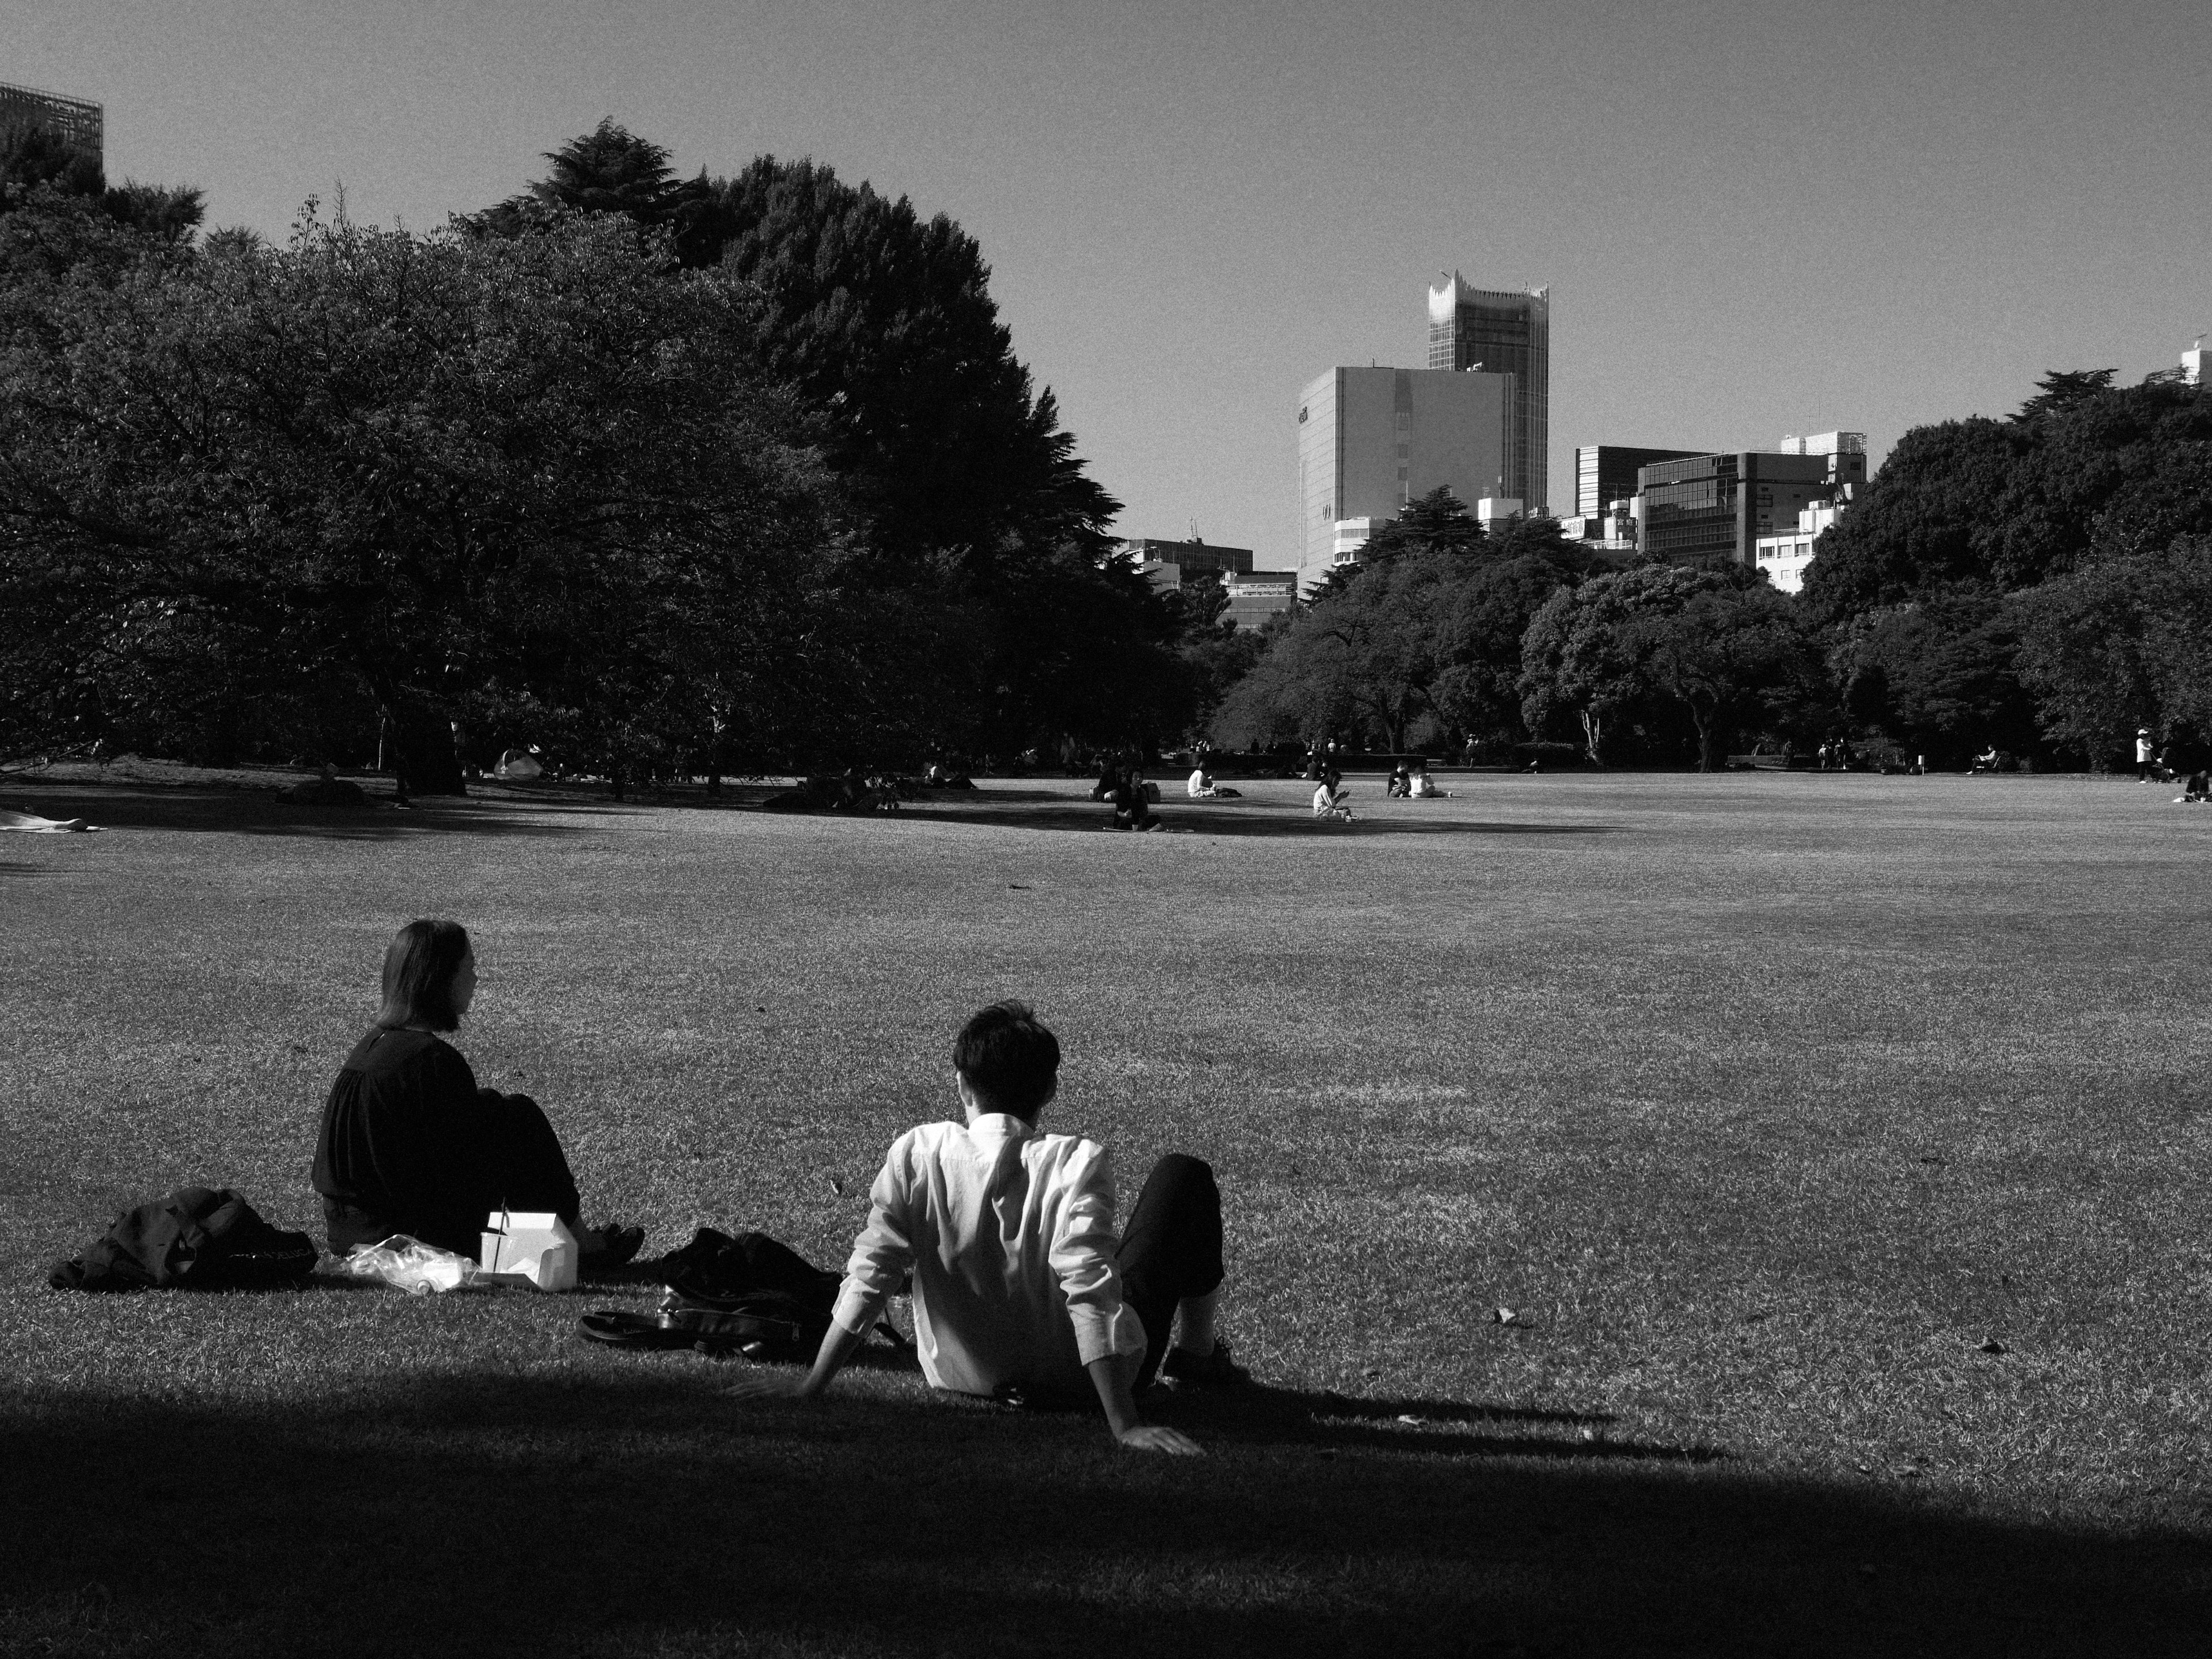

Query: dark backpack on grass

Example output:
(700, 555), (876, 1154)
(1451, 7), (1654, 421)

(655, 1226), (843, 1361)
(50, 1187), (320, 1292)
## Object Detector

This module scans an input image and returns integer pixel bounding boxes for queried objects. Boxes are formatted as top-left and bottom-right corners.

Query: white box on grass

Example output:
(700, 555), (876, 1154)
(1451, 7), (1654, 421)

(479, 1211), (578, 1291)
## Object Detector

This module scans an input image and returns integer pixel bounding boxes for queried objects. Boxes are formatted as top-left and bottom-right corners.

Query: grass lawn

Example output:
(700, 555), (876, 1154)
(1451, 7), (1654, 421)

(2, 765), (2208, 1656)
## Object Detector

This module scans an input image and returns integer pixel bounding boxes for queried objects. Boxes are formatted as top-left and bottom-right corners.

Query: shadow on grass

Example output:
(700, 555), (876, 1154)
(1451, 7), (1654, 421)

(2, 786), (626, 841)
(881, 801), (1623, 839)
(3, 1371), (2203, 1658)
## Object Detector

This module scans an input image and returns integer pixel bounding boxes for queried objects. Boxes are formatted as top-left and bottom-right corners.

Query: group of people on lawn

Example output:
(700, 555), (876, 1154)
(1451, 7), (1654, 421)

(315, 920), (1241, 1453)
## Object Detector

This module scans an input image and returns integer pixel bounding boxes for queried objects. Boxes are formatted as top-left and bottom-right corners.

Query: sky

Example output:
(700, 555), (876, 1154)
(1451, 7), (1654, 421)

(9, 0), (2210, 563)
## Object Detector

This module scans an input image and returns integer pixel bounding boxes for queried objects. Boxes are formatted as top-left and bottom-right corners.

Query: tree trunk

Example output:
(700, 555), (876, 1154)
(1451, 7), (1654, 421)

(1691, 705), (1716, 772)
(384, 704), (467, 797)
(1580, 707), (1605, 766)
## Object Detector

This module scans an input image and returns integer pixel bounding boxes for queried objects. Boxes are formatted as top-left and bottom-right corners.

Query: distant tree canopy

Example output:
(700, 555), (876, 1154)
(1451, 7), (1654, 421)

(1207, 490), (1589, 755)
(1805, 371), (2212, 618)
(1796, 367), (2212, 766)
(2, 123), (1192, 781)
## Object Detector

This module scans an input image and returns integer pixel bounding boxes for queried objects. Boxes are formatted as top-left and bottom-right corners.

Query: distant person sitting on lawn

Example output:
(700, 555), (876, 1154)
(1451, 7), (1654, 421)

(1386, 763), (1411, 798)
(312, 919), (642, 1267)
(2180, 770), (2209, 803)
(1185, 765), (1241, 800)
(786, 1001), (1244, 1452)
(1312, 768), (1353, 822)
(1111, 767), (1160, 831)
(1406, 761), (1453, 799)
(1090, 755), (1119, 802)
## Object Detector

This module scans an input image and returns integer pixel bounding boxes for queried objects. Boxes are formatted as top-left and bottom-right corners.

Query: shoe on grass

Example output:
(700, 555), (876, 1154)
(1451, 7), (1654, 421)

(1160, 1338), (1249, 1388)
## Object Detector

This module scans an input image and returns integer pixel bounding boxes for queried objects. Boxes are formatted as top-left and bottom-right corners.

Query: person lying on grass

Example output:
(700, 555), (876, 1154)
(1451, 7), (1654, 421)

(771, 1000), (1245, 1453)
(312, 918), (643, 1268)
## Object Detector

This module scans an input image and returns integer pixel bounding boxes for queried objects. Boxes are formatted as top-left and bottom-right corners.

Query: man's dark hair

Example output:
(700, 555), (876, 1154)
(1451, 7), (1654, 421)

(954, 1001), (1060, 1120)
(375, 918), (472, 1032)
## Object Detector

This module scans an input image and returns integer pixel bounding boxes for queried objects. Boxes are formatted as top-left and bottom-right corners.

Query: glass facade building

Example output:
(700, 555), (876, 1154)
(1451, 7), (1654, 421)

(0, 81), (103, 158)
(1574, 444), (1705, 518)
(1637, 434), (1866, 570)
(1426, 274), (1549, 513)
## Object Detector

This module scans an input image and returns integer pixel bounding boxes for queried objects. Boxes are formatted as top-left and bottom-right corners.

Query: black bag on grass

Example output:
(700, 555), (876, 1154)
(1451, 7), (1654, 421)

(50, 1187), (319, 1291)
(579, 1226), (900, 1363)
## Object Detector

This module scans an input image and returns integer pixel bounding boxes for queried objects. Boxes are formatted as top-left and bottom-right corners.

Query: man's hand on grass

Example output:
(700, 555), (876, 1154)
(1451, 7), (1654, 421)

(1116, 1424), (1203, 1456)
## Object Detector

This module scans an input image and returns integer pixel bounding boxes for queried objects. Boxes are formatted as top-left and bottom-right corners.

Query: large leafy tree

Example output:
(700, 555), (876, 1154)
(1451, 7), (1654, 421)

(2012, 535), (2212, 767)
(1518, 564), (1738, 764)
(0, 207), (838, 790)
(1805, 373), (2212, 618)
(1629, 584), (1819, 770)
(1207, 549), (1565, 753)
(474, 126), (1144, 757)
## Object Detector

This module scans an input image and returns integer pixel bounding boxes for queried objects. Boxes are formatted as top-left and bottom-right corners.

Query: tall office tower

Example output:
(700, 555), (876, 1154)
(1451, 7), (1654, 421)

(0, 81), (104, 160)
(1296, 366), (1509, 590)
(1427, 272), (1550, 513)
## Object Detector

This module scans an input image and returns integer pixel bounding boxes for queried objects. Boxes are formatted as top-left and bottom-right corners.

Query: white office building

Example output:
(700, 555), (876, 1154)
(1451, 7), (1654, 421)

(1295, 366), (1511, 592)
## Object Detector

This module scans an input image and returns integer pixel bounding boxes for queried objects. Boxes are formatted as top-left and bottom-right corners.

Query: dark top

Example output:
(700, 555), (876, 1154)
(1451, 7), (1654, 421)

(313, 1026), (563, 1256)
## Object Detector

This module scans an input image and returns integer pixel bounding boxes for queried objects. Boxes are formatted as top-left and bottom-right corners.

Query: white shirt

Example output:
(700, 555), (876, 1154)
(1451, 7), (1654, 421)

(1312, 783), (1340, 814)
(831, 1115), (1145, 1398)
(2138, 736), (2154, 762)
(1187, 769), (1211, 797)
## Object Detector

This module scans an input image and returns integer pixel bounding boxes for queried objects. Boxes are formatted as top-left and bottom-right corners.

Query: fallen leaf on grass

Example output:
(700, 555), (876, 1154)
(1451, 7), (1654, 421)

(1396, 1414), (1425, 1426)
(828, 1173), (845, 1195)
(1978, 1338), (2009, 1355)
(1009, 883), (1031, 889)
(1493, 1306), (1518, 1325)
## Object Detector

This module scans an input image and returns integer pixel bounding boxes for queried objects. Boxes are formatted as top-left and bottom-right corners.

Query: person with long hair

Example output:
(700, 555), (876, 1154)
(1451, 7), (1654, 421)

(312, 919), (642, 1266)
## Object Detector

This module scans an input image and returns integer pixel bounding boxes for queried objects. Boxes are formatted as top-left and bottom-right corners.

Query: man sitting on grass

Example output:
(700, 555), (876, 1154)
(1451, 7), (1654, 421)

(787, 1001), (1244, 1452)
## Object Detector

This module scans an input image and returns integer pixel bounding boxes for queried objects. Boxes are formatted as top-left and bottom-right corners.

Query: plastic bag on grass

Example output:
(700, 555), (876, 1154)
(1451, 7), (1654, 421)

(335, 1235), (480, 1296)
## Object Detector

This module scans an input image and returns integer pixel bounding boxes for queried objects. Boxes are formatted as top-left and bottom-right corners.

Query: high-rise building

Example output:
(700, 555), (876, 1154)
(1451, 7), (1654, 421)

(1427, 273), (1550, 513)
(0, 81), (103, 160)
(1638, 433), (1866, 570)
(1295, 366), (1510, 590)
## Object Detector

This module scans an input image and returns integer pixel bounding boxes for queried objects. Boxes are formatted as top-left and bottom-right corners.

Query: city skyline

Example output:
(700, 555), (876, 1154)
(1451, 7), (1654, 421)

(8, 0), (2209, 567)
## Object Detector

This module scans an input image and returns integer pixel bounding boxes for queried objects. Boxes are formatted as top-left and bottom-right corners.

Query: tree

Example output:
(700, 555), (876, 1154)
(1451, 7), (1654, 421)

(475, 130), (1145, 758)
(2015, 369), (2118, 425)
(1629, 585), (1817, 771)
(1356, 487), (1488, 562)
(2013, 534), (2212, 768)
(0, 207), (838, 790)
(1827, 593), (2041, 767)
(1427, 556), (1571, 748)
(1, 120), (204, 240)
(1518, 564), (1734, 764)
(1207, 553), (1442, 750)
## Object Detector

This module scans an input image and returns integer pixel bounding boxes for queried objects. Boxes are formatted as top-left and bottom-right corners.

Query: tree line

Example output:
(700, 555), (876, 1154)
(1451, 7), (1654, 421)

(8, 116), (2208, 784)
(0, 122), (1218, 793)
